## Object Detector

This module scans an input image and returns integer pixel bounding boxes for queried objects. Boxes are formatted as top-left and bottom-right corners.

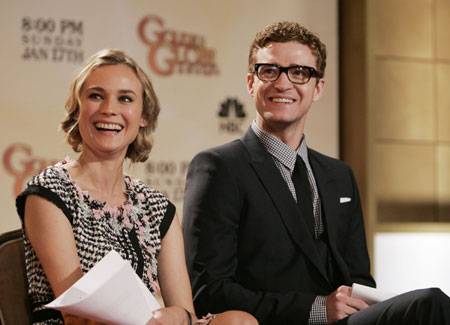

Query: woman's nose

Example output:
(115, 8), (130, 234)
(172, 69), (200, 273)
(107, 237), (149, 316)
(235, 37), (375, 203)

(99, 97), (118, 115)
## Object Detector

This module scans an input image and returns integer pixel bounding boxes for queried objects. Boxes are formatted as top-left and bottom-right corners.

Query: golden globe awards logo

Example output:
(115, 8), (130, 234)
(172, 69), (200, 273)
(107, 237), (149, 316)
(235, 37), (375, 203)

(138, 15), (219, 76)
(3, 144), (58, 196)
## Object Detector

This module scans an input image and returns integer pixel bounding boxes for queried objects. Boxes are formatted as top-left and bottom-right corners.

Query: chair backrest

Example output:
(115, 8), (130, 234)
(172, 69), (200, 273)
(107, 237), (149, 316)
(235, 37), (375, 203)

(0, 229), (32, 325)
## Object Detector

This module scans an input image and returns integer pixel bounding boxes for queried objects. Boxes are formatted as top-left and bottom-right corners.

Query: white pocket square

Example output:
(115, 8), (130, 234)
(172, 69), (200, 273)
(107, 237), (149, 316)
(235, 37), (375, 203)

(340, 197), (351, 203)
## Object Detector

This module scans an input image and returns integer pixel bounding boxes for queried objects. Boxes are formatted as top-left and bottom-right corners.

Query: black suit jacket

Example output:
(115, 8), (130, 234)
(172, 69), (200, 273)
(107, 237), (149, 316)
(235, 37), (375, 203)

(182, 128), (375, 324)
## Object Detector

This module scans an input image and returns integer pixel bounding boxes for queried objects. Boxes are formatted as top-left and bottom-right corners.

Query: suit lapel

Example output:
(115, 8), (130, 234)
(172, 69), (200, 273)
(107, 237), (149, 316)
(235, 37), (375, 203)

(240, 129), (329, 282)
(309, 152), (339, 246)
(309, 151), (350, 282)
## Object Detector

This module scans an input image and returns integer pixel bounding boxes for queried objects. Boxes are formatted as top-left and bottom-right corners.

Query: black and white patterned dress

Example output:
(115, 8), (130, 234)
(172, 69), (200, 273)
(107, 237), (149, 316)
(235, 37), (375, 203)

(16, 159), (175, 324)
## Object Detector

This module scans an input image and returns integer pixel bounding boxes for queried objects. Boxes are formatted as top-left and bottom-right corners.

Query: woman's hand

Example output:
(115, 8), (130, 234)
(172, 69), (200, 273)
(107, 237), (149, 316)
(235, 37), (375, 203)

(147, 306), (193, 325)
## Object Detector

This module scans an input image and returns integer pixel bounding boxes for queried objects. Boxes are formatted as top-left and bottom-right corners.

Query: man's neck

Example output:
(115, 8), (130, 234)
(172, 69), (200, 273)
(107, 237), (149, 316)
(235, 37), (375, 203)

(255, 120), (305, 150)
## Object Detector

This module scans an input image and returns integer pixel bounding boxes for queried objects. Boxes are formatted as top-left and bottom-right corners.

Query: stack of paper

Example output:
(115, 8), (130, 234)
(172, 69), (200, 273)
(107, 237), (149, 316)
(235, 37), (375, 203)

(351, 283), (396, 305)
(46, 250), (161, 325)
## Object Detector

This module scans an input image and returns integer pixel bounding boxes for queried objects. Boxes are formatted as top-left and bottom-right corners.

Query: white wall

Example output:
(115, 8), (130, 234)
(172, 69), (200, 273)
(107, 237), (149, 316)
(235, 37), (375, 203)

(374, 233), (450, 296)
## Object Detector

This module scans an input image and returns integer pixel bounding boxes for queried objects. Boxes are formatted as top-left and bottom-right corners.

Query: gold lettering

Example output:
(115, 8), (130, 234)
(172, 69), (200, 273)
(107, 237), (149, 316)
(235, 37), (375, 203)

(2, 143), (57, 196)
(148, 40), (177, 76)
(138, 15), (165, 46)
(138, 15), (219, 76)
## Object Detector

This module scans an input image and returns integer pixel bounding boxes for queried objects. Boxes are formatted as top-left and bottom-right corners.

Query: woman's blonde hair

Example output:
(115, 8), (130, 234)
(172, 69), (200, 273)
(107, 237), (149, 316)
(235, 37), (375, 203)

(61, 49), (160, 163)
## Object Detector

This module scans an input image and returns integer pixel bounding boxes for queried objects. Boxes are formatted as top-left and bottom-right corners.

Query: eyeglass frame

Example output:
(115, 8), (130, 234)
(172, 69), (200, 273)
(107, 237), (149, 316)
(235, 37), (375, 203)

(252, 63), (322, 85)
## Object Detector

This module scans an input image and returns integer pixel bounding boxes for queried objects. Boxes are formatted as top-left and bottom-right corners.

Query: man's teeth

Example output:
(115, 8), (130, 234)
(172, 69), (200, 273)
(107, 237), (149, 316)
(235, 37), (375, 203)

(95, 122), (123, 131)
(271, 98), (294, 103)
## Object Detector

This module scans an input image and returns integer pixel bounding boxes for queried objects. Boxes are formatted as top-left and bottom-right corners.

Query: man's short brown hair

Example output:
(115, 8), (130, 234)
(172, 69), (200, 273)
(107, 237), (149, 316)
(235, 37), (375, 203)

(248, 21), (327, 77)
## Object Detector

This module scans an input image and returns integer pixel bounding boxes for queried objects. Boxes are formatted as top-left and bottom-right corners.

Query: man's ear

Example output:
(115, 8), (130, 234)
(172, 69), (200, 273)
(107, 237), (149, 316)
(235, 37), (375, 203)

(312, 78), (325, 102)
(247, 73), (255, 97)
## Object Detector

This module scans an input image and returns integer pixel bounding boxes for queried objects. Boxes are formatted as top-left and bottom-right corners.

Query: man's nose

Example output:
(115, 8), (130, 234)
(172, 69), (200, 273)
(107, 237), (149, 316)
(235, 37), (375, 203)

(272, 71), (293, 91)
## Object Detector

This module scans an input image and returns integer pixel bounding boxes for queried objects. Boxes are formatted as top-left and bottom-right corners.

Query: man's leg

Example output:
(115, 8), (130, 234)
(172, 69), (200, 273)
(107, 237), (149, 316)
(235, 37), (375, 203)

(338, 288), (450, 324)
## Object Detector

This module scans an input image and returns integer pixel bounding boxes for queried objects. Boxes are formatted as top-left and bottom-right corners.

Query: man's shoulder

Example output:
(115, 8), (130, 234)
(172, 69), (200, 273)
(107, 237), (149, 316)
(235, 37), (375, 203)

(308, 148), (352, 170)
(195, 138), (247, 160)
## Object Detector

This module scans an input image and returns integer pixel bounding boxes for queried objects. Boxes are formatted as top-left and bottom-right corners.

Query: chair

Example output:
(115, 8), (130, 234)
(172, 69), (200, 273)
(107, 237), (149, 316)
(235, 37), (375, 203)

(0, 229), (32, 324)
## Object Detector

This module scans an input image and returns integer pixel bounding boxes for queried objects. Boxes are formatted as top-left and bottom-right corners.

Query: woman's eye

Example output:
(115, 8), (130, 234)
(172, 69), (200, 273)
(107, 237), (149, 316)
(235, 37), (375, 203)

(119, 96), (132, 103)
(88, 93), (102, 100)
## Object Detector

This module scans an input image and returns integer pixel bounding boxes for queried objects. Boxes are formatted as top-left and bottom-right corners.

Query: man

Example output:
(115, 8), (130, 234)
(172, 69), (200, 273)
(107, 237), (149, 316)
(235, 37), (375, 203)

(182, 21), (450, 324)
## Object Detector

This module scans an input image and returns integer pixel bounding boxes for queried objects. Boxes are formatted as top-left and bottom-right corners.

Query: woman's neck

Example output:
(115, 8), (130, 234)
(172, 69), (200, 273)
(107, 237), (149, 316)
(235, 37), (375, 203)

(66, 153), (127, 207)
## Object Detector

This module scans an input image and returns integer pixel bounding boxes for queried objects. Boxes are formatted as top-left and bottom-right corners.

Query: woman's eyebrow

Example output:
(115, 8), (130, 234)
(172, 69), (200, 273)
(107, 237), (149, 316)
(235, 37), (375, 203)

(118, 89), (137, 95)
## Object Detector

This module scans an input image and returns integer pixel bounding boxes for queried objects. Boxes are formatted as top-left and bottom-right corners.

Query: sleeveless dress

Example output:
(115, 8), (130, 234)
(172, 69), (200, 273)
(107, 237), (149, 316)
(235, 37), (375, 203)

(16, 159), (175, 324)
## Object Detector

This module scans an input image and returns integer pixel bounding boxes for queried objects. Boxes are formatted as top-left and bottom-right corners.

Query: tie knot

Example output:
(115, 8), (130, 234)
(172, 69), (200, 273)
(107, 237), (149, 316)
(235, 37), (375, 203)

(292, 157), (308, 183)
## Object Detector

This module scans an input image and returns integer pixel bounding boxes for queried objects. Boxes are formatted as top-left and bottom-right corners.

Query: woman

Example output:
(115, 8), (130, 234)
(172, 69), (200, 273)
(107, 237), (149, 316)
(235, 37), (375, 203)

(16, 49), (257, 325)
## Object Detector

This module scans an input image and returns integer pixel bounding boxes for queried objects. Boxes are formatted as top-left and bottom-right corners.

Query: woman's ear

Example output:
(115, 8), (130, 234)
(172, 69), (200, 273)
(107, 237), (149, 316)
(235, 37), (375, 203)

(73, 107), (80, 121)
(140, 116), (149, 128)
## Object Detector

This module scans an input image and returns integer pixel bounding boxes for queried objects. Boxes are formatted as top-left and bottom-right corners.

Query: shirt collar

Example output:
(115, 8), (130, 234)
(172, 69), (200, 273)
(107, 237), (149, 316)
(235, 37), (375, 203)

(251, 121), (309, 172)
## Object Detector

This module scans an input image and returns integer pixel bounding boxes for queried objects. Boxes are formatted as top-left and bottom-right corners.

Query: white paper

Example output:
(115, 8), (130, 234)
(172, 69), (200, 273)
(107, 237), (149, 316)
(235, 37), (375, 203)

(351, 283), (397, 305)
(46, 250), (161, 325)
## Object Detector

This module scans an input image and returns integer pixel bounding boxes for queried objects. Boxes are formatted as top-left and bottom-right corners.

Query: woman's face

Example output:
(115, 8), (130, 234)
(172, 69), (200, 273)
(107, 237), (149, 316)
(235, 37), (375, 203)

(77, 64), (147, 160)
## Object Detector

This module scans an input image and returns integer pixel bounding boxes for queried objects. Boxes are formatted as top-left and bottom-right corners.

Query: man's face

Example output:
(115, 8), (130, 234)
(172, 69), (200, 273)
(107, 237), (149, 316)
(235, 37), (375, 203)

(247, 41), (325, 134)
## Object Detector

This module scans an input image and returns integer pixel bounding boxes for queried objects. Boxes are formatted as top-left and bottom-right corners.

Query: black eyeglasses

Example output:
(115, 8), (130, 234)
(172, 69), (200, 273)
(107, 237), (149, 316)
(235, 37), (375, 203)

(252, 63), (322, 85)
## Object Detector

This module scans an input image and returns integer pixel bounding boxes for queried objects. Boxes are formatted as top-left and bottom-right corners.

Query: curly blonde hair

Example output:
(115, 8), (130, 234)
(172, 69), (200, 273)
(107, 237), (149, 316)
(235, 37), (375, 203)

(248, 21), (327, 77)
(61, 49), (160, 163)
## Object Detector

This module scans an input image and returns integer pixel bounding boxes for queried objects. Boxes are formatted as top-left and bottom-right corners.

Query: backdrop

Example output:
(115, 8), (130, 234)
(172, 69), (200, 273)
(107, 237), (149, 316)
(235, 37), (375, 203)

(0, 0), (338, 233)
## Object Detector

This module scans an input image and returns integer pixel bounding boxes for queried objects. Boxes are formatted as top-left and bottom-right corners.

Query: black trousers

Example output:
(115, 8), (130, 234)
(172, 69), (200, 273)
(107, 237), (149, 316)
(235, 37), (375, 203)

(337, 288), (450, 324)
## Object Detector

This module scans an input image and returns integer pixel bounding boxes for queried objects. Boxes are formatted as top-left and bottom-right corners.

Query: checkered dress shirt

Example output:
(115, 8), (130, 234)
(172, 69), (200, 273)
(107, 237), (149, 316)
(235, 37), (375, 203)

(251, 122), (328, 324)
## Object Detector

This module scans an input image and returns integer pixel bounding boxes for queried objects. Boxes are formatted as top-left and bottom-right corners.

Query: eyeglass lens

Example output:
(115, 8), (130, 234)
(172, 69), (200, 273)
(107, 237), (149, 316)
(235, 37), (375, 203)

(257, 65), (313, 84)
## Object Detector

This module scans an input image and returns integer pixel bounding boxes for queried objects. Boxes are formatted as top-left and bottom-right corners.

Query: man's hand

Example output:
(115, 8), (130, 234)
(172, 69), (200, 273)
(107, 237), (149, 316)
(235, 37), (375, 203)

(326, 285), (369, 324)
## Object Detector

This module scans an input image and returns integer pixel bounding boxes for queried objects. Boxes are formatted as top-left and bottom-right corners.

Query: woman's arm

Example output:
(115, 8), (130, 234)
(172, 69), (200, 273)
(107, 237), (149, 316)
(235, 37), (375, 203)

(149, 212), (195, 325)
(24, 194), (82, 296)
(24, 194), (105, 324)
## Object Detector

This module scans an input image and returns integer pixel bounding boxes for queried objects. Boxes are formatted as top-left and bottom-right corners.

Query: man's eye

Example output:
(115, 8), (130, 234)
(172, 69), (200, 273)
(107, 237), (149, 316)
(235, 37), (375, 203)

(291, 68), (308, 78)
(261, 67), (278, 76)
